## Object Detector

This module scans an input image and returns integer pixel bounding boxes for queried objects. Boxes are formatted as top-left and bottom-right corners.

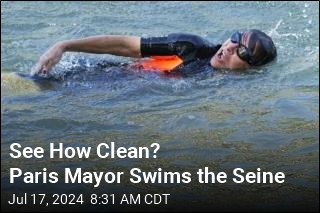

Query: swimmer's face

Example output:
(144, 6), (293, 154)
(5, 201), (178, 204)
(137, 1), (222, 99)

(210, 31), (252, 70)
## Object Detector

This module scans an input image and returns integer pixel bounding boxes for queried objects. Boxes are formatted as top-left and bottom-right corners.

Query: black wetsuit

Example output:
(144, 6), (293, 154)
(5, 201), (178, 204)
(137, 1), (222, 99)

(141, 33), (221, 76)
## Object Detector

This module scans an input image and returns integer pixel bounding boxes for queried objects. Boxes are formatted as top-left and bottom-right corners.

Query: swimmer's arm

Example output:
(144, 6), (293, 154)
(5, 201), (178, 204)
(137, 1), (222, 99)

(31, 35), (141, 75)
(63, 35), (141, 57)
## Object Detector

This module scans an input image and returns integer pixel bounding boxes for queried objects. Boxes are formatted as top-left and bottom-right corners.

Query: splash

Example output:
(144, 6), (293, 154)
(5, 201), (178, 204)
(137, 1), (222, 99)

(268, 19), (299, 39)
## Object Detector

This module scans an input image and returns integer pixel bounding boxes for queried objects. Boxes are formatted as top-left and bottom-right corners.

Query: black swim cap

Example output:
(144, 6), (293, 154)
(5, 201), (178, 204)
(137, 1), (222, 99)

(247, 29), (277, 66)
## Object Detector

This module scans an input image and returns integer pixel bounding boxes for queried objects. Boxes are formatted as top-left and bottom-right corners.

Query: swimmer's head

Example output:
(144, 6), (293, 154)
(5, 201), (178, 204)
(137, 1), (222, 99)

(243, 29), (277, 66)
(211, 29), (277, 70)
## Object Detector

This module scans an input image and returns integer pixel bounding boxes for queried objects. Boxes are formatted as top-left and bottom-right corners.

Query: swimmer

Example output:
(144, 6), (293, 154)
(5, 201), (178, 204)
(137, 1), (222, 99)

(28, 30), (273, 77)
(2, 30), (277, 94)
(2, 30), (277, 87)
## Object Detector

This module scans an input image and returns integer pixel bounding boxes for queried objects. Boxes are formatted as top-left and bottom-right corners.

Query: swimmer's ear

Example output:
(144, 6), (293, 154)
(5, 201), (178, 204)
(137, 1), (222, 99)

(139, 55), (183, 72)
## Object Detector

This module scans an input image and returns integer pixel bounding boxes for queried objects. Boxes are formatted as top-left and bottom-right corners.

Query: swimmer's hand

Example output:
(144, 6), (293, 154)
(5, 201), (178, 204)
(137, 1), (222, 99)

(31, 42), (65, 76)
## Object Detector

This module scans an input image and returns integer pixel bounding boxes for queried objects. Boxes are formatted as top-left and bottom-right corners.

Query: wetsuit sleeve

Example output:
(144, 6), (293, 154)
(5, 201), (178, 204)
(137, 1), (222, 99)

(140, 33), (220, 63)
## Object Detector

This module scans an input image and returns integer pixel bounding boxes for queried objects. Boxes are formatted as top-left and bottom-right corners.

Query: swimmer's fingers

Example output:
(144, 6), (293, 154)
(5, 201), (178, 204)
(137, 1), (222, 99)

(31, 58), (50, 76)
(31, 43), (64, 76)
(31, 54), (57, 76)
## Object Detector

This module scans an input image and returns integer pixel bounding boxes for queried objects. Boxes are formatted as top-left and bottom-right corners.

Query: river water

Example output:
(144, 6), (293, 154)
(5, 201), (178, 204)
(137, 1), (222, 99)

(1, 1), (319, 211)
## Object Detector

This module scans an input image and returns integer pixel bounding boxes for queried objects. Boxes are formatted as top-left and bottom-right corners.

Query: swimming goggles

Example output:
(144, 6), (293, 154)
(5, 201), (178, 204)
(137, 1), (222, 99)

(230, 31), (254, 65)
